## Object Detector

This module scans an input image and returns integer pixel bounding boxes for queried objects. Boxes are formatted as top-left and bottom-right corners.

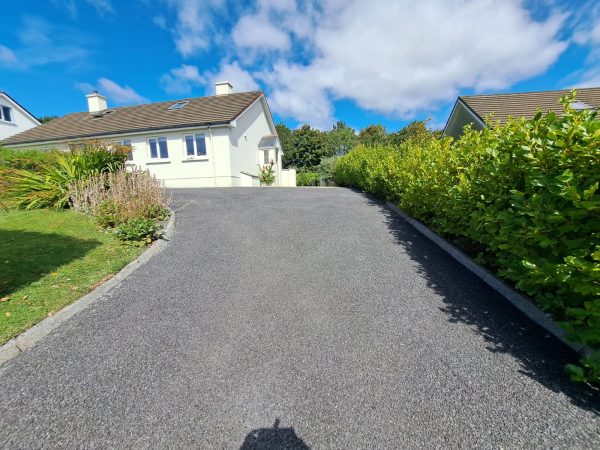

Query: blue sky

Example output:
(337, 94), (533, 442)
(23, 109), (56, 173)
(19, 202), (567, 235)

(1, 0), (599, 131)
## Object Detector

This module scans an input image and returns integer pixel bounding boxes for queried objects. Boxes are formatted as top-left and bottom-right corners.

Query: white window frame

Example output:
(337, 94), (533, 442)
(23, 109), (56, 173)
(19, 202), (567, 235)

(148, 136), (170, 161)
(182, 133), (208, 159)
(0, 105), (13, 123)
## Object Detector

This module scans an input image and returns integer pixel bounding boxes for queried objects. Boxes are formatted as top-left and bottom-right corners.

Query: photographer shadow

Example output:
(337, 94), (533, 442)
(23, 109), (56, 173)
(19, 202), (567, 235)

(240, 419), (309, 450)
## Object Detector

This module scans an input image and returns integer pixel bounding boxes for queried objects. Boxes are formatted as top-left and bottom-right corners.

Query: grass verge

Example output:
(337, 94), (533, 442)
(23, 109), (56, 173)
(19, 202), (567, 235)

(0, 209), (144, 344)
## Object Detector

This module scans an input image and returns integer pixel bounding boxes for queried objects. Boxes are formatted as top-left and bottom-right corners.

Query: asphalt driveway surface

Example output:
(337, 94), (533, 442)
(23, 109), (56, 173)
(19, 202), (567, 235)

(0, 188), (598, 448)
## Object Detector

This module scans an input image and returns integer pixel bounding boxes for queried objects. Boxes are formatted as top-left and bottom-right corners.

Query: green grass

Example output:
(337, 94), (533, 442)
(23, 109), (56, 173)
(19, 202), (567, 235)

(0, 209), (144, 344)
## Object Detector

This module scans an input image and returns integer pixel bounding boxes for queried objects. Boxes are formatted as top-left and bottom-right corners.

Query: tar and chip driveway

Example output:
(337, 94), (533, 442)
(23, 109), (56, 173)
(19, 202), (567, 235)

(0, 188), (598, 448)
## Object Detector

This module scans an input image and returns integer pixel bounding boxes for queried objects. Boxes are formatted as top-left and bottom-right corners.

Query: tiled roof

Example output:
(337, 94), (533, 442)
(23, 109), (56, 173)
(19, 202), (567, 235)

(2, 91), (263, 146)
(460, 87), (600, 124)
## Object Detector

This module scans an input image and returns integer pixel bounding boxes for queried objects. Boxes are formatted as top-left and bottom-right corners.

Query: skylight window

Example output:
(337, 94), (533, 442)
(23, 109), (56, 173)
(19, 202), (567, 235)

(570, 101), (592, 111)
(168, 101), (189, 110)
(91, 110), (114, 119)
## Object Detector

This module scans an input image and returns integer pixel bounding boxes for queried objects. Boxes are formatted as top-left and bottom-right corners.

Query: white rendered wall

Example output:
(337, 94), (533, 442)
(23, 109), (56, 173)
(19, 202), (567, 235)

(0, 94), (39, 140)
(229, 99), (277, 183)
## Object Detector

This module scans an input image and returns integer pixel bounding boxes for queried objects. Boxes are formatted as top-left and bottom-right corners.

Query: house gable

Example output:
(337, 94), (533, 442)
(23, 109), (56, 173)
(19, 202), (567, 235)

(443, 98), (485, 139)
(0, 92), (40, 140)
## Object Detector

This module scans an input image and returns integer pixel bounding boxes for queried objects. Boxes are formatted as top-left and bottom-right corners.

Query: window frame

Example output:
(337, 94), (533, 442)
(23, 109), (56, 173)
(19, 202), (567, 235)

(0, 105), (13, 123)
(182, 133), (208, 159)
(148, 136), (170, 161)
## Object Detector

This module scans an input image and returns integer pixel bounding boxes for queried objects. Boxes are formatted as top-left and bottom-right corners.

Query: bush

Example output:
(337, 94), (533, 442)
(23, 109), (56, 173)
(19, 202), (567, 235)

(259, 161), (276, 186)
(318, 156), (338, 185)
(70, 169), (169, 234)
(296, 172), (320, 186)
(114, 218), (163, 246)
(335, 93), (600, 385)
(4, 141), (128, 209)
(0, 147), (52, 171)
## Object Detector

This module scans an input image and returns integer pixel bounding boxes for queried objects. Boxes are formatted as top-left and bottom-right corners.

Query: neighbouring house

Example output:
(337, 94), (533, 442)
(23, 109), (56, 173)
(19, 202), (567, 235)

(0, 91), (41, 140)
(443, 87), (600, 139)
(1, 82), (296, 187)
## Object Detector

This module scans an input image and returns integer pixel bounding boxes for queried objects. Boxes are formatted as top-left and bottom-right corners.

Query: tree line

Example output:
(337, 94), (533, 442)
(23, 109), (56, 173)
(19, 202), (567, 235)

(276, 121), (441, 171)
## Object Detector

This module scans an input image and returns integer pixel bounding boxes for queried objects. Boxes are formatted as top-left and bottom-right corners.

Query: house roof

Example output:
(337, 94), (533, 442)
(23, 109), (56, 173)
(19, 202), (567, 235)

(0, 91), (41, 125)
(459, 87), (600, 124)
(1, 91), (263, 146)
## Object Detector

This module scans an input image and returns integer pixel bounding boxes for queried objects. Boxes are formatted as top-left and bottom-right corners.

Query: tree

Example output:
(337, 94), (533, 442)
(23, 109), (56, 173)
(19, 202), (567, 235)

(38, 116), (58, 124)
(275, 123), (294, 156)
(358, 124), (388, 147)
(284, 125), (329, 169)
(327, 121), (357, 155)
(389, 120), (435, 147)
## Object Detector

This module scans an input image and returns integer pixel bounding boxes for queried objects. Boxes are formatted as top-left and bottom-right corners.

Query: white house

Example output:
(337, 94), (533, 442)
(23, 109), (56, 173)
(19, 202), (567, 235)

(443, 87), (600, 139)
(0, 91), (40, 140)
(1, 82), (295, 187)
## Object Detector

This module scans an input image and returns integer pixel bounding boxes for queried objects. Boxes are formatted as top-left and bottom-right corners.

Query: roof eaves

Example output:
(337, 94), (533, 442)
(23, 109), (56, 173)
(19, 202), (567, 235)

(457, 97), (486, 127)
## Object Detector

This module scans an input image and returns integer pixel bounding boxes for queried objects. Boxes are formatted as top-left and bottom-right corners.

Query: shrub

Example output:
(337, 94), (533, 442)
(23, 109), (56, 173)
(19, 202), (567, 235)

(259, 161), (276, 186)
(318, 156), (338, 185)
(335, 93), (600, 385)
(0, 147), (52, 171)
(95, 200), (121, 228)
(114, 218), (163, 246)
(4, 141), (128, 209)
(70, 169), (169, 230)
(296, 172), (320, 186)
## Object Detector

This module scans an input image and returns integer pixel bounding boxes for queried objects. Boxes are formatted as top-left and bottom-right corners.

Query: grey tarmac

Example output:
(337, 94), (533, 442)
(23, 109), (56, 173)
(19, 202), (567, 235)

(0, 188), (598, 448)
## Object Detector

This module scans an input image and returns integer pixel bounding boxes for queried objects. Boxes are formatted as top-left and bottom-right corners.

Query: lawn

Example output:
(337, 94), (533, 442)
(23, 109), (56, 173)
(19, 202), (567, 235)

(0, 209), (145, 344)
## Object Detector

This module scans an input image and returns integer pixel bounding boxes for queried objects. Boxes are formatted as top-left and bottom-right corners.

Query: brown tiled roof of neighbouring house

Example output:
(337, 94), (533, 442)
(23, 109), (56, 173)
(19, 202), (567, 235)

(1, 91), (263, 146)
(459, 87), (600, 124)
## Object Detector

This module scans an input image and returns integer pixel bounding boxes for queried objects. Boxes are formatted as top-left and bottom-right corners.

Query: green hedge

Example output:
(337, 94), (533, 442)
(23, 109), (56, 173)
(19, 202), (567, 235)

(335, 94), (600, 384)
(296, 172), (320, 186)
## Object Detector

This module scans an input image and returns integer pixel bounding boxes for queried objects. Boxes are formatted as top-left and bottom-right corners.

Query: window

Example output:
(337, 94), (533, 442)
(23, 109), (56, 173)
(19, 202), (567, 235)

(149, 137), (169, 159)
(263, 149), (270, 165)
(184, 133), (207, 157)
(1, 106), (12, 122)
(168, 101), (189, 110)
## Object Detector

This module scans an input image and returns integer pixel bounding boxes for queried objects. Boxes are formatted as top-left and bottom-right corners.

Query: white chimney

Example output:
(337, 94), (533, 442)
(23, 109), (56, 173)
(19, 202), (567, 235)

(215, 81), (233, 95)
(86, 91), (107, 113)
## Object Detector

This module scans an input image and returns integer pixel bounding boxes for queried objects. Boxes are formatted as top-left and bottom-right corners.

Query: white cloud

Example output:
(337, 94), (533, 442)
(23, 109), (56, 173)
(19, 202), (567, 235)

(162, 0), (226, 57)
(0, 45), (18, 64)
(153, 15), (167, 30)
(98, 78), (148, 104)
(572, 67), (600, 88)
(76, 78), (148, 105)
(232, 14), (291, 52)
(160, 64), (206, 95)
(85, 0), (114, 15)
(236, 0), (567, 127)
(1, 16), (88, 69)
(203, 61), (260, 94)
(51, 0), (113, 18)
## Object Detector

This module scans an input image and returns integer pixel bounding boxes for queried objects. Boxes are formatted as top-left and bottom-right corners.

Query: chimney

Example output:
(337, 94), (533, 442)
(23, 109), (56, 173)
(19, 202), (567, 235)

(86, 91), (107, 113)
(215, 81), (233, 95)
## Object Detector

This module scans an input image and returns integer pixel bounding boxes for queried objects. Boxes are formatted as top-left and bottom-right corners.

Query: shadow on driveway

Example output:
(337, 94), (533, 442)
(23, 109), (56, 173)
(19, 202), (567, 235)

(359, 193), (599, 414)
(240, 419), (309, 450)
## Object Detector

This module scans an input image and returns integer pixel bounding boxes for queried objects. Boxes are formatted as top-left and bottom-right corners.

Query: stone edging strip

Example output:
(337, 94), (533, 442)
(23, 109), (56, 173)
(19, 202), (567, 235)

(385, 201), (591, 357)
(0, 211), (176, 367)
